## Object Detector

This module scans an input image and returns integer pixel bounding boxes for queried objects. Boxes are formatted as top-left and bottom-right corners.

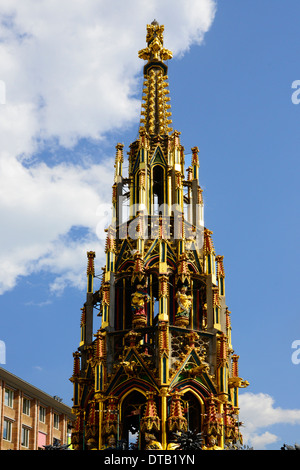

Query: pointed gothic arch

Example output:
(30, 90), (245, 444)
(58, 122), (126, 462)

(152, 164), (166, 213)
(119, 389), (147, 449)
(180, 389), (205, 434)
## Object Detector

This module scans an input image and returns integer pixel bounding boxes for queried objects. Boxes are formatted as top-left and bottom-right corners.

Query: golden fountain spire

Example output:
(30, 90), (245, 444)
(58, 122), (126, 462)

(70, 22), (249, 452)
(138, 20), (173, 135)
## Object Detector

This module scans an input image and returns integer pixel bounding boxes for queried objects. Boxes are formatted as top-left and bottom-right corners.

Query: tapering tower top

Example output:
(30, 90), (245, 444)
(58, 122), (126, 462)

(138, 21), (173, 135)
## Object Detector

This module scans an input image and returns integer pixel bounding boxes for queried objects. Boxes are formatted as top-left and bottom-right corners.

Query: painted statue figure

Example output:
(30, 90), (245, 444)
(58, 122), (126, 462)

(144, 433), (163, 450)
(101, 434), (116, 450)
(203, 435), (222, 450)
(175, 286), (192, 328)
(131, 284), (151, 328)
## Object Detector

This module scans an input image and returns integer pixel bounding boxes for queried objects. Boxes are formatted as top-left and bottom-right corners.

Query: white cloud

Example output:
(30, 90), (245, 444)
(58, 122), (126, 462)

(239, 392), (300, 449)
(0, 157), (113, 293)
(0, 0), (217, 294)
(0, 0), (217, 148)
(32, 233), (107, 295)
(248, 431), (279, 450)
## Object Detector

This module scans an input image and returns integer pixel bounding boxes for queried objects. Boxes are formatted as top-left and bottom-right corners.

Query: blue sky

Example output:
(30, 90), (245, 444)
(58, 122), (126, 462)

(0, 1), (300, 450)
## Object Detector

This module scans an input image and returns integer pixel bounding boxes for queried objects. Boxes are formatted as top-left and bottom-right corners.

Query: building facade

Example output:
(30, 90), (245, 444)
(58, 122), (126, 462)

(70, 21), (249, 451)
(0, 367), (74, 450)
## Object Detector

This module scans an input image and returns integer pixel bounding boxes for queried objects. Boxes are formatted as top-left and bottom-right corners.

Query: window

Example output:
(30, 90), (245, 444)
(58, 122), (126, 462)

(4, 388), (13, 408)
(23, 398), (30, 416)
(214, 306), (220, 324)
(53, 413), (59, 429)
(3, 419), (12, 441)
(21, 427), (30, 448)
(152, 165), (165, 213)
(206, 254), (211, 274)
(39, 406), (46, 423)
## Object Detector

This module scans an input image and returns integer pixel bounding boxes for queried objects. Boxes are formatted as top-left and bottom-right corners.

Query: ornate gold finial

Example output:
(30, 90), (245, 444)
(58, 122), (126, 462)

(87, 251), (96, 276)
(138, 21), (172, 63)
(139, 21), (173, 135)
(167, 390), (188, 432)
(114, 143), (123, 180)
(140, 391), (161, 433)
(86, 251), (96, 293)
